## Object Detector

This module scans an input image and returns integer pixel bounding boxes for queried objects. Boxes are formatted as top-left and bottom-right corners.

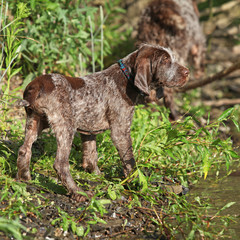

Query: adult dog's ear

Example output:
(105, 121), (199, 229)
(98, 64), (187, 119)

(134, 58), (151, 96)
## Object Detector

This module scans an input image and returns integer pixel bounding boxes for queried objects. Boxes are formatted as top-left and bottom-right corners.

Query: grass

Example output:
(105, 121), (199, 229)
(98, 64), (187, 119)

(0, 103), (239, 239)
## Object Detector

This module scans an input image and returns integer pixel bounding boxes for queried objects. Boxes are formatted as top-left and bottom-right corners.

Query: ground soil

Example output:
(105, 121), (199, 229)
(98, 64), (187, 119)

(1, 181), (175, 239)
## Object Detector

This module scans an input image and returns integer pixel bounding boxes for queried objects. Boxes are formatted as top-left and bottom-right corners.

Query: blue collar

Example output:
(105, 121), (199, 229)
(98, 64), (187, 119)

(118, 59), (146, 96)
(118, 59), (133, 81)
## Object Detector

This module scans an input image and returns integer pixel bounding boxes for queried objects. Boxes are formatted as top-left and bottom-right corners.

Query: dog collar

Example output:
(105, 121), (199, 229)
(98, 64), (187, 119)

(118, 59), (133, 81)
(118, 59), (146, 97)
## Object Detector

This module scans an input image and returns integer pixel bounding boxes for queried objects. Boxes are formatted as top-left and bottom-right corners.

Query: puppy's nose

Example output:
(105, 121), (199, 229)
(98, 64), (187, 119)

(183, 68), (190, 76)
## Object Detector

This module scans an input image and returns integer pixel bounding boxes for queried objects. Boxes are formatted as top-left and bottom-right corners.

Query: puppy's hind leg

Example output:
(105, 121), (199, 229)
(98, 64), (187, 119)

(17, 113), (45, 181)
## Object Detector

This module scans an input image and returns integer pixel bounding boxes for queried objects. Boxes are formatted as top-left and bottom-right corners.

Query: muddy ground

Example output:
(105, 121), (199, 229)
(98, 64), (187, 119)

(1, 179), (182, 239)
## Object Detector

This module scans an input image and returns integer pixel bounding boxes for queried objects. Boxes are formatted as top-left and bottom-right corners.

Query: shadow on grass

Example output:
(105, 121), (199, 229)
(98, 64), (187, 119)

(31, 173), (67, 195)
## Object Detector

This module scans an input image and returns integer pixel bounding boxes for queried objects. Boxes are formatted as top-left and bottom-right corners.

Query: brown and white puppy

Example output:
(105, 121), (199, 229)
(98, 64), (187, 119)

(17, 44), (189, 201)
(137, 0), (206, 119)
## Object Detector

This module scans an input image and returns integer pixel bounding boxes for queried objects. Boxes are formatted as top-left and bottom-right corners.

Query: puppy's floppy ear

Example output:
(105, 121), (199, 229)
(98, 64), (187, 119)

(134, 58), (151, 96)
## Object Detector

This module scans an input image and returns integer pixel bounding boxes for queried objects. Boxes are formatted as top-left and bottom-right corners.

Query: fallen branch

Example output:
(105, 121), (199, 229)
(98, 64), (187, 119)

(177, 59), (240, 92)
(203, 98), (240, 107)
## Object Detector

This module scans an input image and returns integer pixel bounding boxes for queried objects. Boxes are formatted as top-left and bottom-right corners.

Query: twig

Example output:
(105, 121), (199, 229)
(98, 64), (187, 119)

(203, 98), (240, 107)
(152, 205), (163, 225)
(135, 207), (171, 218)
(108, 227), (136, 237)
(177, 59), (240, 92)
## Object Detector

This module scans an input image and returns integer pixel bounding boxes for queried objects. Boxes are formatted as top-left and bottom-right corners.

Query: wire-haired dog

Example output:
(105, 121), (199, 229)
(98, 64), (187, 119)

(17, 44), (189, 201)
(137, 0), (206, 119)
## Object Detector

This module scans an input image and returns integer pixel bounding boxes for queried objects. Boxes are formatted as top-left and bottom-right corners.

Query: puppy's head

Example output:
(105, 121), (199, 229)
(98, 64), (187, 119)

(133, 44), (189, 96)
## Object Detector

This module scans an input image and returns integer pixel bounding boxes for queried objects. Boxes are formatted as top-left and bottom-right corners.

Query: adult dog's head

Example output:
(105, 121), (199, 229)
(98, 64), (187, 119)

(132, 44), (189, 96)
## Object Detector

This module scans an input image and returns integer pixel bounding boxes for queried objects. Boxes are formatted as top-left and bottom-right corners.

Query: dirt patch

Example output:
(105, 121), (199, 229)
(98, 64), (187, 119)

(0, 181), (177, 239)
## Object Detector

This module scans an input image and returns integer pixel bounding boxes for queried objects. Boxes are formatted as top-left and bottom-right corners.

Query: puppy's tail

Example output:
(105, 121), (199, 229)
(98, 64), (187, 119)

(17, 99), (30, 108)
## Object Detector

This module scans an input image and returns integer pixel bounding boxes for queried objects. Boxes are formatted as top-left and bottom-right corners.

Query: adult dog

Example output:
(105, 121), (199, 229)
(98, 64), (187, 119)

(137, 0), (205, 119)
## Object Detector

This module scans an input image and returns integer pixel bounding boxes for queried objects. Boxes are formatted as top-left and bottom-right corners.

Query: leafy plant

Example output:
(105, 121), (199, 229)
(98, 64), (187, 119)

(8, 0), (128, 85)
(0, 217), (26, 240)
(0, 177), (41, 219)
(51, 207), (85, 237)
(0, 2), (30, 107)
(51, 196), (110, 237)
(0, 104), (238, 239)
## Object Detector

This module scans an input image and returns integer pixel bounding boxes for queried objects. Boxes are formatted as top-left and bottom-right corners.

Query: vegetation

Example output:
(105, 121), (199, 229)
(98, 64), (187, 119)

(0, 0), (240, 239)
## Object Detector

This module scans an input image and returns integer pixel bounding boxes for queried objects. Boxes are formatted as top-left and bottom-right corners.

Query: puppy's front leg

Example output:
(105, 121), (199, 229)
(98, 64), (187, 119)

(52, 125), (92, 201)
(110, 125), (135, 177)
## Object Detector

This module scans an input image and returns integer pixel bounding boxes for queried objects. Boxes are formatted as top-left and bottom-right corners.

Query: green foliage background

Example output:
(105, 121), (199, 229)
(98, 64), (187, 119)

(8, 0), (130, 85)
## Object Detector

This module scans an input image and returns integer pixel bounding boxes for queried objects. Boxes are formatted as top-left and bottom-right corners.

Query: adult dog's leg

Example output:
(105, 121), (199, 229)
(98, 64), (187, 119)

(163, 87), (178, 120)
(81, 134), (100, 175)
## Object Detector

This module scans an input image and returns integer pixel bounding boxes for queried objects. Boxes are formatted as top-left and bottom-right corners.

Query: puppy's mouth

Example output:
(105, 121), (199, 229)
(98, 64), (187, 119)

(162, 75), (189, 88)
(174, 76), (189, 88)
(179, 75), (190, 86)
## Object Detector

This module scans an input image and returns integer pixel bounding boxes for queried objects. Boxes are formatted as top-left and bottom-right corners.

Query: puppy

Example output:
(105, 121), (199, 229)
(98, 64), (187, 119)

(17, 44), (189, 201)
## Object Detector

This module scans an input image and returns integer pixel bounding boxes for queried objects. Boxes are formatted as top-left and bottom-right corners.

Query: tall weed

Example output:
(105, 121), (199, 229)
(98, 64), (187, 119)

(0, 2), (29, 105)
(0, 1), (30, 143)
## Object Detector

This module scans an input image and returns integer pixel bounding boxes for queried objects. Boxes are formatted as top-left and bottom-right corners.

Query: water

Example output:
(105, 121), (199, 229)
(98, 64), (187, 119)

(190, 168), (240, 239)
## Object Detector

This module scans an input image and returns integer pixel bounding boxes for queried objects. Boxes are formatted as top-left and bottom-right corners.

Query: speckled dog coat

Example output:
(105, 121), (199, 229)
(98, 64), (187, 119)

(17, 44), (189, 201)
